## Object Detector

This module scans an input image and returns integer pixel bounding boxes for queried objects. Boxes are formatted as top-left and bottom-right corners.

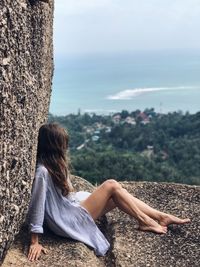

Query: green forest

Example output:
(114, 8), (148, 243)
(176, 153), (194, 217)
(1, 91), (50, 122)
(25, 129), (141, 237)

(48, 109), (200, 186)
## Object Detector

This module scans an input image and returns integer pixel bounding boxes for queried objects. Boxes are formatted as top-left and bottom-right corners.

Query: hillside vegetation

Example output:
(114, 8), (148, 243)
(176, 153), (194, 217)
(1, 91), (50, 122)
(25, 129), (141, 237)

(48, 109), (200, 185)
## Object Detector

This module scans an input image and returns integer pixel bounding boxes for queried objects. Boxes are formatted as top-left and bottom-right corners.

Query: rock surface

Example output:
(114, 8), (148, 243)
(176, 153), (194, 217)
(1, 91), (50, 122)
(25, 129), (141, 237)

(106, 182), (200, 267)
(2, 179), (200, 267)
(0, 0), (53, 263)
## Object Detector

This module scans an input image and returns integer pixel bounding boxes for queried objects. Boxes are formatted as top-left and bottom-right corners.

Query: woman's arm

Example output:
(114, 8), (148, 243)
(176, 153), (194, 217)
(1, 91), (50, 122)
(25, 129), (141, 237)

(27, 166), (48, 261)
(28, 233), (48, 261)
(30, 233), (39, 244)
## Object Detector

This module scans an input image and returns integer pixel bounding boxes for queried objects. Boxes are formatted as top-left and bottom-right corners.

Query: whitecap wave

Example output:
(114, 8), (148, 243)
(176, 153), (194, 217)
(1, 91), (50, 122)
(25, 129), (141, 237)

(107, 86), (198, 100)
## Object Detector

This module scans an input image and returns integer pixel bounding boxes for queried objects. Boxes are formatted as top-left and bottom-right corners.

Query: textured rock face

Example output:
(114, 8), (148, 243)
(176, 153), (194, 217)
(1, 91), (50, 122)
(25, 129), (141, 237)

(0, 0), (53, 263)
(2, 180), (200, 267)
(107, 182), (200, 267)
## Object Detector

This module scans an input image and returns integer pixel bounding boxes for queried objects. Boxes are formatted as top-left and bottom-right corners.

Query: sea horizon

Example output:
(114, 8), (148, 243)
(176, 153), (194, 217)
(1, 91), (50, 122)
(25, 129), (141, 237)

(50, 50), (200, 115)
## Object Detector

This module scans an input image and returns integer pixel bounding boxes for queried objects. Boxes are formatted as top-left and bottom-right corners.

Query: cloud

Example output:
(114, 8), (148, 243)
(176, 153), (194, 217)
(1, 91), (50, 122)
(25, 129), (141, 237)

(55, 0), (114, 15)
(54, 0), (200, 56)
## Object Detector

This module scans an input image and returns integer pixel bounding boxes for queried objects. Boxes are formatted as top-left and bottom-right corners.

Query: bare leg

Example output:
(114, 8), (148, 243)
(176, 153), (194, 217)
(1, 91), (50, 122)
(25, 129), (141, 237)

(158, 214), (191, 226)
(98, 191), (190, 226)
(81, 180), (167, 234)
(126, 195), (191, 226)
(111, 188), (168, 233)
(98, 198), (116, 217)
(98, 194), (161, 220)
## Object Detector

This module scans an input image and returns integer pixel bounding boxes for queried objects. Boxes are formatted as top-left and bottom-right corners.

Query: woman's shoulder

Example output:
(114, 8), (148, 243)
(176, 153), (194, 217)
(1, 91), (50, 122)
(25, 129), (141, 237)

(35, 163), (49, 178)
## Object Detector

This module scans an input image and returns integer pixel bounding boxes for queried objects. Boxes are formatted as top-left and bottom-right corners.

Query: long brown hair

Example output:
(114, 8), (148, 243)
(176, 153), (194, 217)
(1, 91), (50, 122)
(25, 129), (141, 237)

(36, 123), (72, 196)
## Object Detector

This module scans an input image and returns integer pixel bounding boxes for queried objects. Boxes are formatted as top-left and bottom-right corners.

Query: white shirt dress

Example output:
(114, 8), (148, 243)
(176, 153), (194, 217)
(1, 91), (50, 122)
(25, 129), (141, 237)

(27, 164), (110, 256)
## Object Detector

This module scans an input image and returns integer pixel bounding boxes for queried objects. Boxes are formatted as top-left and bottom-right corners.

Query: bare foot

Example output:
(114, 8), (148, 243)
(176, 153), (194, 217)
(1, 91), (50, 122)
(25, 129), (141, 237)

(138, 218), (167, 234)
(159, 213), (191, 226)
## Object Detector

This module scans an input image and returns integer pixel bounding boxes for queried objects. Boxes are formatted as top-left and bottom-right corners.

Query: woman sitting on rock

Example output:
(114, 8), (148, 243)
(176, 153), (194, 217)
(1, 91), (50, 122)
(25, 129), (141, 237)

(27, 123), (190, 261)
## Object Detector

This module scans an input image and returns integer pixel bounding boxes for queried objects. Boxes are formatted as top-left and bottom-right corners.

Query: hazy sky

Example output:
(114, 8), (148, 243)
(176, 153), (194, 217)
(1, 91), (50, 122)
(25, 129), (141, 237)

(54, 0), (200, 56)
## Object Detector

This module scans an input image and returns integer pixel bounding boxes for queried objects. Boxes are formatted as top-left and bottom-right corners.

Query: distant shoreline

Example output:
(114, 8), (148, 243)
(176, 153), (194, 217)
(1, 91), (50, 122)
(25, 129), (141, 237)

(49, 108), (200, 117)
(50, 51), (200, 115)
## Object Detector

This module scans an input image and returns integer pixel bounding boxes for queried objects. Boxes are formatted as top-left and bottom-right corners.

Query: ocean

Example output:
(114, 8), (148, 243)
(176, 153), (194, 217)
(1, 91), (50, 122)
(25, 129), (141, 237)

(49, 50), (200, 115)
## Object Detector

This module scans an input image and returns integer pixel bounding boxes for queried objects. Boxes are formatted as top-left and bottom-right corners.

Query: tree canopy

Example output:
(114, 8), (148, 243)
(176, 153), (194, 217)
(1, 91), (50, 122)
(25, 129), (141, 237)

(48, 109), (200, 186)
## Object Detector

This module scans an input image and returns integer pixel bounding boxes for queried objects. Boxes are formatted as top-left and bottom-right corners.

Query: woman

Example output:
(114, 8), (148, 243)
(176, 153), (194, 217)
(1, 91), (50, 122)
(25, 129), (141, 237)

(27, 123), (190, 261)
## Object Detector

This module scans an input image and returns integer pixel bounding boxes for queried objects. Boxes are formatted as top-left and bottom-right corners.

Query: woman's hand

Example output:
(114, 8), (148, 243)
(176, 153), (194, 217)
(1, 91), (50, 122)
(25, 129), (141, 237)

(28, 243), (48, 261)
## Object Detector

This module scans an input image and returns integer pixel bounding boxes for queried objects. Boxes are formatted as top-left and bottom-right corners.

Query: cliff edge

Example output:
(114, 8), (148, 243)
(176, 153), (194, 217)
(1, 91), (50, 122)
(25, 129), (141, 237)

(2, 178), (199, 267)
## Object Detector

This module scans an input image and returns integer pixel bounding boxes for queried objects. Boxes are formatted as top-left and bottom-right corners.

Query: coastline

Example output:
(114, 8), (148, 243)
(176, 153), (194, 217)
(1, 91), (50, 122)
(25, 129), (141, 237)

(50, 51), (200, 116)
